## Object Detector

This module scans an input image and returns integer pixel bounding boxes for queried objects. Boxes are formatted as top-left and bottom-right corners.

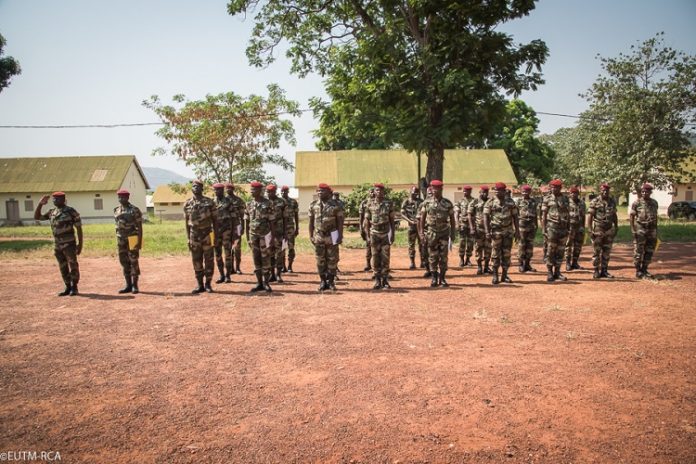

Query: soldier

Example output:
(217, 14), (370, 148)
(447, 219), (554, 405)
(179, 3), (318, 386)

(417, 187), (433, 277)
(266, 184), (287, 283)
(541, 179), (570, 282)
(630, 183), (659, 279)
(587, 183), (618, 279)
(565, 186), (586, 271)
(539, 186), (551, 263)
(418, 180), (455, 287)
(34, 192), (83, 296)
(332, 192), (346, 274)
(468, 186), (492, 275)
(455, 186), (475, 267)
(225, 182), (246, 274)
(484, 182), (520, 284)
(365, 183), (396, 289)
(212, 183), (238, 284)
(245, 181), (276, 292)
(516, 185), (538, 273)
(184, 180), (218, 293)
(281, 185), (299, 272)
(359, 189), (375, 272)
(114, 189), (143, 294)
(308, 183), (344, 291)
(401, 186), (423, 270)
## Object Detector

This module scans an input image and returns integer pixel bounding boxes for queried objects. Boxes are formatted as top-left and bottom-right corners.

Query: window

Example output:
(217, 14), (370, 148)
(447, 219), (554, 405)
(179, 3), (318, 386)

(160, 202), (168, 206)
(172, 202), (181, 206)
(94, 198), (103, 210)
(90, 170), (108, 182)
(24, 200), (34, 211)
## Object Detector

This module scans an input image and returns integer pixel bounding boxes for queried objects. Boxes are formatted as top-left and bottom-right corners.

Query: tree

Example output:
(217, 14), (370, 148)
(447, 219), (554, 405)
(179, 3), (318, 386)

(143, 84), (300, 183)
(228, 0), (548, 181)
(575, 33), (696, 195)
(540, 127), (588, 187)
(0, 33), (21, 93)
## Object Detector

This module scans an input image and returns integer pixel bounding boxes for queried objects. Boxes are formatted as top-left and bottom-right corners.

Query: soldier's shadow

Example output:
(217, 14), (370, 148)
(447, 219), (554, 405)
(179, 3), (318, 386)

(137, 291), (207, 297)
(78, 293), (136, 300)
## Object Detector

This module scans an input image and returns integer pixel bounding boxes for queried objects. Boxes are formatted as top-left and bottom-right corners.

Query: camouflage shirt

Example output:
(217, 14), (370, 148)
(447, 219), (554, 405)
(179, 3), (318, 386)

(228, 194), (246, 234)
(114, 203), (142, 239)
(421, 197), (454, 234)
(401, 197), (422, 226)
(455, 196), (474, 230)
(284, 197), (299, 232)
(184, 195), (217, 233)
(631, 198), (658, 227)
(589, 196), (618, 229)
(516, 197), (538, 230)
(245, 197), (275, 237)
(213, 195), (237, 231)
(41, 206), (81, 246)
(484, 196), (518, 233)
(569, 198), (587, 227)
(542, 194), (570, 229)
(467, 197), (489, 230)
(268, 196), (287, 234)
(366, 199), (395, 235)
(309, 198), (344, 237)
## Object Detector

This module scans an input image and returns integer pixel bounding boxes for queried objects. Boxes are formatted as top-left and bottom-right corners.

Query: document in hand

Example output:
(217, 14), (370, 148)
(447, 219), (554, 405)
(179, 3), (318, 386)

(282, 239), (288, 250)
(388, 227), (393, 242)
(264, 232), (273, 248)
(448, 237), (452, 251)
(330, 230), (340, 245)
(128, 235), (139, 251)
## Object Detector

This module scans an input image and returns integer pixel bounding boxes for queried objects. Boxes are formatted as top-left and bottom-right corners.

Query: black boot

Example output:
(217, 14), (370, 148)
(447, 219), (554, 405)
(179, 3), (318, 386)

(430, 271), (439, 287)
(554, 266), (567, 282)
(492, 267), (500, 285)
(476, 261), (483, 275)
(635, 264), (645, 279)
(547, 265), (555, 282)
(642, 264), (653, 279)
(526, 259), (537, 272)
(409, 257), (416, 270)
(419, 259), (426, 269)
(225, 271), (232, 283)
(318, 274), (328, 292)
(601, 267), (614, 279)
(268, 268), (277, 283)
(119, 275), (133, 294)
(373, 274), (382, 290)
(439, 270), (449, 287)
(327, 273), (336, 291)
(518, 259), (526, 273)
(459, 256), (465, 267)
(464, 256), (472, 266)
(288, 257), (294, 273)
(501, 267), (512, 283)
(204, 278), (214, 293)
(251, 271), (264, 292)
(571, 259), (582, 270)
(565, 259), (572, 272)
(593, 267), (601, 279)
(132, 276), (139, 294)
(382, 275), (391, 289)
(216, 264), (226, 284)
(484, 260), (492, 274)
(423, 269), (432, 278)
(262, 272), (273, 292)
(58, 282), (72, 297)
(192, 276), (205, 294)
(281, 257), (288, 273)
(276, 268), (284, 283)
(69, 284), (79, 296)
(235, 258), (243, 274)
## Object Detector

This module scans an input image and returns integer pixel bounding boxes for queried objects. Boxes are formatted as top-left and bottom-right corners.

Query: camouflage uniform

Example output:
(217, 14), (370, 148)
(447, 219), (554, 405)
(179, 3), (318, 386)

(359, 198), (373, 268)
(631, 197), (658, 270)
(565, 197), (586, 267)
(245, 198), (275, 275)
(484, 197), (518, 270)
(538, 194), (551, 262)
(228, 194), (246, 272)
(283, 196), (299, 268)
(468, 197), (491, 270)
(516, 197), (538, 268)
(542, 194), (570, 268)
(366, 199), (395, 279)
(588, 196), (618, 271)
(268, 196), (287, 275)
(421, 197), (454, 274)
(309, 198), (344, 277)
(40, 206), (81, 287)
(416, 201), (430, 267)
(455, 196), (474, 263)
(184, 195), (217, 281)
(114, 203), (142, 278)
(213, 195), (238, 278)
(401, 197), (423, 265)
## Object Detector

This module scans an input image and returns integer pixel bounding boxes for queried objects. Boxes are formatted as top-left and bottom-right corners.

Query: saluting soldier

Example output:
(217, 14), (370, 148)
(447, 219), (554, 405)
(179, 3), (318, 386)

(359, 189), (375, 272)
(418, 180), (455, 287)
(630, 183), (659, 279)
(245, 181), (276, 292)
(225, 182), (246, 274)
(365, 183), (396, 289)
(212, 183), (238, 284)
(541, 179), (570, 282)
(34, 192), (83, 296)
(114, 189), (143, 294)
(484, 182), (520, 284)
(401, 186), (423, 270)
(587, 183), (618, 279)
(266, 184), (287, 283)
(468, 186), (492, 275)
(308, 183), (344, 291)
(516, 185), (538, 273)
(281, 185), (299, 272)
(184, 180), (218, 293)
(565, 186), (586, 271)
(455, 185), (475, 267)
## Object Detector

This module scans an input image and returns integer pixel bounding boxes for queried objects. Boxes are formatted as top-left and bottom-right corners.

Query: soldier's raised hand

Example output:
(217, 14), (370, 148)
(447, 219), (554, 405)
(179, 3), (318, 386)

(39, 195), (50, 206)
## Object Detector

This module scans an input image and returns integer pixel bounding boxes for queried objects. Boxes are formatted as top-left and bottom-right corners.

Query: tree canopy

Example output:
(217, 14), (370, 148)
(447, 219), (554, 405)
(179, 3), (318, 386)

(143, 85), (300, 183)
(228, 0), (548, 181)
(0, 33), (21, 93)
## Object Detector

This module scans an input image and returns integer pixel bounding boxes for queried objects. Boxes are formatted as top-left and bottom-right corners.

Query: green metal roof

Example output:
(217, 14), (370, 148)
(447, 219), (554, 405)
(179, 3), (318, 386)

(0, 155), (150, 193)
(295, 149), (518, 187)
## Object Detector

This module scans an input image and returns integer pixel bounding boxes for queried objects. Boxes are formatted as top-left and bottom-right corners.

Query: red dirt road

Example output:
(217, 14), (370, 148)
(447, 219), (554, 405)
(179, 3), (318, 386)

(0, 244), (695, 463)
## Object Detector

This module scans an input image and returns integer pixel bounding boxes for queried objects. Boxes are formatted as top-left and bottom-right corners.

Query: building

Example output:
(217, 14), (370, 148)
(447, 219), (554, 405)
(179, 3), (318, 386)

(150, 185), (189, 220)
(294, 149), (518, 214)
(627, 159), (696, 214)
(0, 155), (149, 225)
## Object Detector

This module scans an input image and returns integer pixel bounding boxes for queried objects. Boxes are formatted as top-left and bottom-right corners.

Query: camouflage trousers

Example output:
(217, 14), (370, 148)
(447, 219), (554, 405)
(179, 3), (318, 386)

(117, 238), (140, 278)
(458, 227), (474, 259)
(427, 230), (450, 273)
(190, 230), (214, 280)
(491, 230), (514, 269)
(270, 228), (285, 271)
(591, 225), (615, 268)
(565, 224), (584, 263)
(545, 226), (568, 267)
(281, 227), (297, 264)
(214, 227), (234, 274)
(233, 233), (242, 267)
(364, 234), (372, 264)
(314, 235), (339, 275)
(370, 233), (391, 278)
(407, 225), (421, 260)
(54, 241), (80, 285)
(633, 224), (657, 267)
(517, 227), (536, 263)
(473, 227), (492, 263)
(249, 234), (272, 273)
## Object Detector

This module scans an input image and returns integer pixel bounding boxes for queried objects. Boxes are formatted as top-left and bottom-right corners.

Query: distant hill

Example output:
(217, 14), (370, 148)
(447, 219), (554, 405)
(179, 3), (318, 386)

(142, 167), (190, 191)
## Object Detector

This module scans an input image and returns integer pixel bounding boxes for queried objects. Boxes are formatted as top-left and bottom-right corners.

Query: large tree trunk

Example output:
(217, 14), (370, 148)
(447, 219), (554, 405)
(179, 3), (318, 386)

(425, 145), (444, 183)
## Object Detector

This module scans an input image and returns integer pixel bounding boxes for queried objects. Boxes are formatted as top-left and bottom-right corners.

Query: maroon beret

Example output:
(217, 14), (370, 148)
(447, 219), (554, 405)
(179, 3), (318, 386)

(250, 181), (263, 188)
(52, 191), (66, 197)
(430, 180), (443, 187)
(212, 183), (225, 189)
(479, 185), (489, 192)
(116, 189), (130, 196)
(549, 179), (563, 187)
(317, 183), (331, 190)
(495, 182), (507, 190)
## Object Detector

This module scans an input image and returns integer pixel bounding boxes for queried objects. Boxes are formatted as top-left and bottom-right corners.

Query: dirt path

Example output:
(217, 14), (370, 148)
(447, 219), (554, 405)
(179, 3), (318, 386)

(0, 244), (694, 463)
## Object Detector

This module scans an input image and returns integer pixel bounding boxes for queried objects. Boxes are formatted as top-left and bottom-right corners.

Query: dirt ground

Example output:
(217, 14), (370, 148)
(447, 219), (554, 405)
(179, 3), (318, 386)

(0, 244), (694, 463)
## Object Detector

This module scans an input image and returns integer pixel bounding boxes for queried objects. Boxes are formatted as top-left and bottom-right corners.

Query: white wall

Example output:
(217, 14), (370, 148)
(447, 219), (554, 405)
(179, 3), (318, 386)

(627, 185), (677, 215)
(119, 162), (148, 212)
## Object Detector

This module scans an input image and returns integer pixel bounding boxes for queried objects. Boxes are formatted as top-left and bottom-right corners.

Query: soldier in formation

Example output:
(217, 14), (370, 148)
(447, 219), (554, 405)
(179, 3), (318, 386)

(359, 189), (375, 272)
(281, 185), (299, 273)
(225, 183), (246, 274)
(245, 181), (275, 292)
(184, 180), (218, 293)
(541, 179), (570, 282)
(587, 183), (618, 279)
(468, 186), (492, 275)
(418, 180), (455, 287)
(484, 182), (520, 284)
(114, 189), (143, 294)
(516, 185), (538, 273)
(565, 186), (586, 271)
(401, 186), (423, 270)
(455, 185), (474, 267)
(417, 187), (434, 277)
(630, 183), (658, 279)
(212, 183), (238, 284)
(365, 183), (396, 289)
(34, 192), (83, 296)
(266, 184), (287, 283)
(308, 183), (344, 291)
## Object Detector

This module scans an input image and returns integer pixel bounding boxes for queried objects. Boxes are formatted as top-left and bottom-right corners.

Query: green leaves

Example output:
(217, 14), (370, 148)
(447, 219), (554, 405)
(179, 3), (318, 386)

(0, 33), (21, 93)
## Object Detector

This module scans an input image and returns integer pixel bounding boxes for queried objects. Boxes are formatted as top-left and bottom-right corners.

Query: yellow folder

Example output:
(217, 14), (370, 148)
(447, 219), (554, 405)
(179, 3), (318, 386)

(209, 231), (215, 244)
(655, 237), (661, 253)
(128, 235), (140, 251)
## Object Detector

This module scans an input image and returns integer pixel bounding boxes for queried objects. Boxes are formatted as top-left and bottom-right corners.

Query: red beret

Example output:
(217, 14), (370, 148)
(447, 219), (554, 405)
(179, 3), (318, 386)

(463, 185), (472, 190)
(250, 181), (263, 188)
(116, 189), (130, 196)
(521, 185), (532, 192)
(569, 186), (579, 193)
(266, 184), (277, 191)
(373, 183), (385, 189)
(480, 185), (489, 192)
(281, 185), (289, 191)
(317, 183), (331, 189)
(225, 182), (234, 188)
(212, 183), (225, 189)
(495, 182), (507, 190)
(430, 180), (443, 187)
(52, 191), (66, 197)
(549, 179), (562, 187)
(600, 183), (610, 190)
(641, 183), (653, 191)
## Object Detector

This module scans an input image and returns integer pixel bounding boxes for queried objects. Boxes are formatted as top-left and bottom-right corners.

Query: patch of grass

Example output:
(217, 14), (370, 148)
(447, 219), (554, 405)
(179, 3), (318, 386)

(565, 331), (577, 340)
(472, 309), (488, 320)
(499, 314), (513, 324)
(546, 304), (563, 312)
(0, 239), (53, 253)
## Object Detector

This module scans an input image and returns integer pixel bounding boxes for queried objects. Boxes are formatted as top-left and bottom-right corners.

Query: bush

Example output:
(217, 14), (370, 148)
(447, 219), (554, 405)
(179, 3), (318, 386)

(343, 183), (409, 218)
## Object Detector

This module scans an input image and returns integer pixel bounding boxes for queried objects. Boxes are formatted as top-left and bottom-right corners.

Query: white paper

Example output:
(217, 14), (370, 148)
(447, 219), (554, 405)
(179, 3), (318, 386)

(388, 227), (393, 243)
(264, 231), (273, 248)
(237, 224), (243, 236)
(448, 237), (452, 251)
(330, 230), (340, 245)
(281, 239), (288, 250)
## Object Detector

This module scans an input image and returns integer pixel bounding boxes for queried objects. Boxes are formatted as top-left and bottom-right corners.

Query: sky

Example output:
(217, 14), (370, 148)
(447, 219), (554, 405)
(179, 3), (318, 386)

(1, 0), (695, 186)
